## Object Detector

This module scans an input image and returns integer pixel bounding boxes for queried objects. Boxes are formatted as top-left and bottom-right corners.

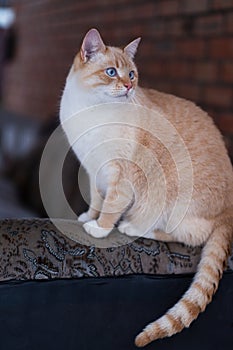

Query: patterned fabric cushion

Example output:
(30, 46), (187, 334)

(0, 218), (232, 281)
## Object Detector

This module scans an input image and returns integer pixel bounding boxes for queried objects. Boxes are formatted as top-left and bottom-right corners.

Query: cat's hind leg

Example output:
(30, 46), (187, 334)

(146, 229), (178, 242)
(118, 221), (177, 242)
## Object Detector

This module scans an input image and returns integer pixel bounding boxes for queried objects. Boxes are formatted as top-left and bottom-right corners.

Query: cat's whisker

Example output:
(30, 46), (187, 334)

(131, 94), (141, 107)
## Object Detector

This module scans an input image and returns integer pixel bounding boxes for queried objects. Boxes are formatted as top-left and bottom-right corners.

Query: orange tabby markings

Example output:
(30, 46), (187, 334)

(201, 263), (220, 282)
(180, 298), (201, 319)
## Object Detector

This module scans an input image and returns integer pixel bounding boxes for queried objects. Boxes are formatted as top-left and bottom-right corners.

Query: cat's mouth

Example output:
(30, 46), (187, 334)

(115, 89), (134, 99)
(105, 88), (134, 100)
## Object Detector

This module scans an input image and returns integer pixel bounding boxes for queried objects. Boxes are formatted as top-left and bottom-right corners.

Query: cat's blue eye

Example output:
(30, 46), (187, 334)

(129, 70), (135, 80)
(106, 67), (117, 77)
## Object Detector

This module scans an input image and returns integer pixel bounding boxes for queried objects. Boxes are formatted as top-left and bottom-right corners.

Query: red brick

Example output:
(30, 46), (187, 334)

(181, 0), (209, 14)
(215, 114), (233, 133)
(167, 61), (192, 79)
(136, 2), (157, 18)
(220, 62), (233, 83)
(111, 2), (156, 22)
(178, 39), (206, 58)
(168, 20), (184, 37)
(195, 15), (223, 36)
(226, 13), (233, 33)
(149, 20), (167, 38)
(125, 23), (146, 39)
(209, 38), (233, 58)
(204, 86), (232, 108)
(194, 62), (218, 82)
(153, 39), (177, 57)
(141, 41), (156, 56)
(158, 0), (179, 16)
(175, 83), (200, 102)
(142, 61), (168, 78)
(212, 0), (233, 9)
(155, 81), (175, 94)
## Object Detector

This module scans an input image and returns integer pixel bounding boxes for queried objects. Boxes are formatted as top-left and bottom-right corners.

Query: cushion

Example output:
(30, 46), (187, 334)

(0, 218), (205, 281)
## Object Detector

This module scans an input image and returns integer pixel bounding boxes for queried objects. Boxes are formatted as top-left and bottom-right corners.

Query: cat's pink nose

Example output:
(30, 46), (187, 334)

(124, 82), (132, 91)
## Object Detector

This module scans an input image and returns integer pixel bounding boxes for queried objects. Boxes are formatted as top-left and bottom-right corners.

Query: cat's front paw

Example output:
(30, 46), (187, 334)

(118, 221), (130, 234)
(83, 220), (111, 238)
(78, 212), (91, 223)
(118, 221), (141, 237)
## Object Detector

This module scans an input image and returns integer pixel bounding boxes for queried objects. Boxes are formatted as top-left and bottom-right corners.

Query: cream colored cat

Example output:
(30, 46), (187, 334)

(60, 29), (233, 347)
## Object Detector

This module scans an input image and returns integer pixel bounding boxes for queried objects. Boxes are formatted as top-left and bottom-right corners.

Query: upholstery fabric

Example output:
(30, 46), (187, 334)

(1, 218), (233, 282)
(0, 218), (207, 281)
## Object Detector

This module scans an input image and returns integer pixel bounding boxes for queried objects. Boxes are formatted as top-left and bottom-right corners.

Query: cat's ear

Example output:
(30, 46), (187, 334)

(80, 28), (106, 63)
(124, 37), (141, 60)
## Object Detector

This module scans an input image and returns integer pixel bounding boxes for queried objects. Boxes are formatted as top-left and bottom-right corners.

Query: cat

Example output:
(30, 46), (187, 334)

(60, 28), (233, 347)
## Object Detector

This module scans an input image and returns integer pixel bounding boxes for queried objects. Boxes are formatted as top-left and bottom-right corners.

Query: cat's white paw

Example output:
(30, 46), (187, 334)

(83, 220), (111, 238)
(78, 212), (91, 223)
(118, 221), (130, 234)
(118, 221), (141, 237)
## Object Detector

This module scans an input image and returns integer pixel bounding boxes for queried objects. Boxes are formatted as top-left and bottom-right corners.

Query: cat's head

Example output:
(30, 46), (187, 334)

(72, 28), (141, 101)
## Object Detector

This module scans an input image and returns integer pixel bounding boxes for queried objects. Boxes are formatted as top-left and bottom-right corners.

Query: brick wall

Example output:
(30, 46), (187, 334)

(3, 0), (233, 156)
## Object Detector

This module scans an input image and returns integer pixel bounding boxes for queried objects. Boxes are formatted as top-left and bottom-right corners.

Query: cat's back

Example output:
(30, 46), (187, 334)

(139, 87), (229, 161)
(136, 87), (233, 209)
(140, 87), (215, 132)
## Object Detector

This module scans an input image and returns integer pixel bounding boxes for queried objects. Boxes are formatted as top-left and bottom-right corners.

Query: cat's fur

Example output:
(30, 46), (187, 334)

(60, 29), (233, 347)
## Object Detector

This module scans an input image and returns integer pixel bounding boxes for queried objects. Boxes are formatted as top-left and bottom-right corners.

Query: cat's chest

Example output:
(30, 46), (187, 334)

(72, 127), (103, 163)
(72, 128), (119, 196)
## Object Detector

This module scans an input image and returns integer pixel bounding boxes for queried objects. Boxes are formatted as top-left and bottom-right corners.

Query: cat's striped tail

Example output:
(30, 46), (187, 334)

(135, 218), (233, 347)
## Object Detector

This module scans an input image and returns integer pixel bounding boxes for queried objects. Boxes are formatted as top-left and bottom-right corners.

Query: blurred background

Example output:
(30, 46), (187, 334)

(0, 0), (232, 218)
